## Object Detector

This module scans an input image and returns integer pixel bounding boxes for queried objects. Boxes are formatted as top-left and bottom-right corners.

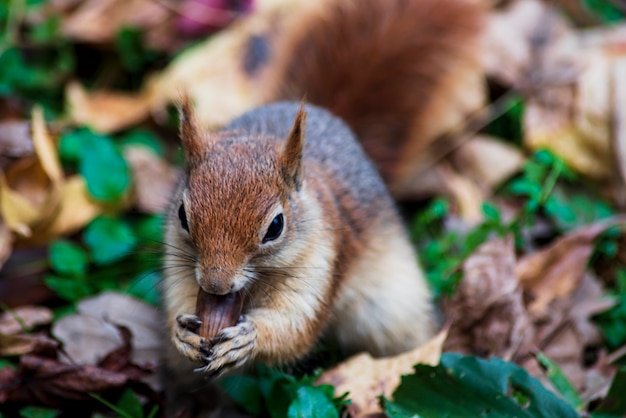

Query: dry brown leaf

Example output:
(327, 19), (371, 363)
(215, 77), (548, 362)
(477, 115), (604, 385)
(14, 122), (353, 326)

(54, 292), (161, 369)
(0, 306), (53, 335)
(613, 56), (626, 190)
(66, 82), (153, 134)
(520, 273), (611, 392)
(516, 220), (617, 315)
(316, 330), (446, 418)
(482, 0), (571, 86)
(0, 108), (65, 238)
(124, 145), (181, 213)
(0, 354), (129, 405)
(0, 110), (103, 245)
(436, 162), (485, 224)
(0, 333), (58, 357)
(0, 221), (13, 269)
(37, 175), (103, 242)
(0, 174), (39, 237)
(524, 24), (626, 180)
(451, 135), (525, 190)
(0, 121), (34, 158)
(51, 0), (173, 47)
(32, 108), (63, 184)
(444, 236), (532, 360)
(53, 314), (125, 366)
(145, 0), (304, 129)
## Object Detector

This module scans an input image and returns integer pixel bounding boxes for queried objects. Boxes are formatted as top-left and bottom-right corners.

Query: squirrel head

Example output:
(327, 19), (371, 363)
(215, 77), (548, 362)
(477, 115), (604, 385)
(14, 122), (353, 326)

(173, 99), (307, 295)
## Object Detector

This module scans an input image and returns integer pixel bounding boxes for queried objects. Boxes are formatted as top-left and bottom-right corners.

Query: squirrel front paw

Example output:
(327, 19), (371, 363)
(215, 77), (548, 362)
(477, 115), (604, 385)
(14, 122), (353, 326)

(197, 316), (257, 377)
(173, 314), (211, 363)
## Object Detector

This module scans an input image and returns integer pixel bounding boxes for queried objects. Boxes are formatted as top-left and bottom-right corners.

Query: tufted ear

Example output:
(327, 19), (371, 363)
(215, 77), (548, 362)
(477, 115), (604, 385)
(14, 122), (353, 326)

(281, 104), (307, 190)
(178, 95), (206, 168)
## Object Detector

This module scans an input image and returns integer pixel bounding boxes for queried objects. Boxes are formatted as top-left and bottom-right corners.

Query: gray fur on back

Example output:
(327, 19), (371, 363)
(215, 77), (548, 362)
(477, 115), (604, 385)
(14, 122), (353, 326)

(224, 102), (392, 213)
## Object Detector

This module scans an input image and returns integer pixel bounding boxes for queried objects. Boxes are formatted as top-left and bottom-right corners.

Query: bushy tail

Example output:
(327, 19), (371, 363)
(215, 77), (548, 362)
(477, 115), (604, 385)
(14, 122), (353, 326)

(264, 0), (486, 197)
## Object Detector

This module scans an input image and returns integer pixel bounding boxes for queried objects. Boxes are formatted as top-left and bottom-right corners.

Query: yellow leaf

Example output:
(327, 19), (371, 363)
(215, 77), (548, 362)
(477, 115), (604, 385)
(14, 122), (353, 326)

(0, 175), (38, 237)
(32, 106), (63, 183)
(316, 330), (447, 417)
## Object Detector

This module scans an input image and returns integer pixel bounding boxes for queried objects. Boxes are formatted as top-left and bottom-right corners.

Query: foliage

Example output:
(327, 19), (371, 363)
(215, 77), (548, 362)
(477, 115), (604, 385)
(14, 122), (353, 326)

(383, 353), (579, 418)
(45, 214), (162, 305)
(220, 365), (350, 418)
(91, 389), (159, 418)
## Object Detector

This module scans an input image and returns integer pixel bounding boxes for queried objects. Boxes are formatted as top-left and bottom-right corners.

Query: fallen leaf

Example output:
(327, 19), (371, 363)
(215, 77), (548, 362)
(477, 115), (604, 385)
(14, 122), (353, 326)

(29, 175), (103, 244)
(66, 82), (153, 134)
(436, 162), (485, 224)
(516, 220), (619, 315)
(0, 221), (12, 269)
(0, 108), (65, 239)
(450, 135), (525, 190)
(30, 0), (176, 50)
(316, 329), (446, 417)
(0, 120), (34, 158)
(520, 273), (611, 393)
(524, 24), (626, 180)
(613, 56), (626, 191)
(0, 355), (129, 406)
(97, 325), (156, 387)
(32, 107), (63, 184)
(0, 333), (58, 357)
(0, 306), (53, 335)
(443, 236), (532, 360)
(52, 314), (124, 366)
(481, 0), (571, 86)
(54, 292), (161, 370)
(124, 145), (181, 213)
(145, 0), (306, 129)
(0, 174), (39, 237)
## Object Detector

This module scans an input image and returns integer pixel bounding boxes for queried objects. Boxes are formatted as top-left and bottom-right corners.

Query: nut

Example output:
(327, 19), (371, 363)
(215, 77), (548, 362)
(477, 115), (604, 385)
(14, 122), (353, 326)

(195, 289), (244, 340)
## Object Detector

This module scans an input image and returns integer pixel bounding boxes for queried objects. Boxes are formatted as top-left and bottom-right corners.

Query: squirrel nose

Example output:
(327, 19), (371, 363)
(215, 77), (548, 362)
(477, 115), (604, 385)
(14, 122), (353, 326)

(196, 266), (234, 295)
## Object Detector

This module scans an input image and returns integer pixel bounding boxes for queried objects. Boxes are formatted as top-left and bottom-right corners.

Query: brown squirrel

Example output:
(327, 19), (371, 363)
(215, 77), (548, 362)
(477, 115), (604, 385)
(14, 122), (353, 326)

(161, 0), (484, 414)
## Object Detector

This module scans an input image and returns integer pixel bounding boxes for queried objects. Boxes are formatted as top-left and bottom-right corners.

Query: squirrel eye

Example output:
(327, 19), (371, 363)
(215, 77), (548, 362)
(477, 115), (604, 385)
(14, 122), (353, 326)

(263, 213), (283, 243)
(178, 203), (189, 232)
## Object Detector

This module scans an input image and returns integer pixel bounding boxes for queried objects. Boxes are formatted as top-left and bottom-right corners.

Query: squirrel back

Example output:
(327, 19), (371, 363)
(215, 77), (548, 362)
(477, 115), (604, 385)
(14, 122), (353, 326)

(263, 0), (485, 197)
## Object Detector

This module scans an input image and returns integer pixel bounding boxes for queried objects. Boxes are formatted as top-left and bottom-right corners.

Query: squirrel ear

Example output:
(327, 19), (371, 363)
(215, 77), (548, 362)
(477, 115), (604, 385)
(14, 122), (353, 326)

(281, 104), (307, 190)
(178, 95), (205, 167)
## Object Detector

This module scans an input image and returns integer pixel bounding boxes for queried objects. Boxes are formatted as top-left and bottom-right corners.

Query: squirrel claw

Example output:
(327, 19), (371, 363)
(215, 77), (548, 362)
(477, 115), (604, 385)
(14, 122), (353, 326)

(173, 314), (210, 363)
(176, 314), (202, 330)
(199, 320), (257, 375)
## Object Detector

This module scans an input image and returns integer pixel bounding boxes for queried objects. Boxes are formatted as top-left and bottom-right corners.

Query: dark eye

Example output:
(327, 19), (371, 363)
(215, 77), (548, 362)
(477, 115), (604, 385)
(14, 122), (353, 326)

(178, 203), (189, 232)
(263, 213), (283, 243)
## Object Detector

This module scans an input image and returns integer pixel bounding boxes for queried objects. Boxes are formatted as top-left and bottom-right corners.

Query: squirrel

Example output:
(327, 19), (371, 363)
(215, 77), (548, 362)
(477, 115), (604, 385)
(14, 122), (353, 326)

(161, 0), (484, 414)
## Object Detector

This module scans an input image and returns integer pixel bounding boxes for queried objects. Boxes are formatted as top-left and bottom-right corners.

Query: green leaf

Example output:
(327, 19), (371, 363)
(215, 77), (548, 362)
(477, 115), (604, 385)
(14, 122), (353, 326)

(80, 135), (130, 203)
(382, 397), (422, 418)
(59, 128), (130, 202)
(117, 388), (144, 418)
(385, 353), (579, 418)
(27, 16), (60, 44)
(58, 129), (84, 161)
(287, 386), (339, 418)
(49, 239), (88, 278)
(536, 352), (583, 410)
(593, 368), (626, 416)
(0, 359), (16, 370)
(120, 130), (165, 156)
(44, 275), (91, 303)
(84, 216), (137, 265)
(481, 202), (501, 224)
(583, 0), (624, 23)
(267, 377), (297, 418)
(221, 375), (264, 415)
(126, 272), (161, 306)
(18, 407), (59, 418)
